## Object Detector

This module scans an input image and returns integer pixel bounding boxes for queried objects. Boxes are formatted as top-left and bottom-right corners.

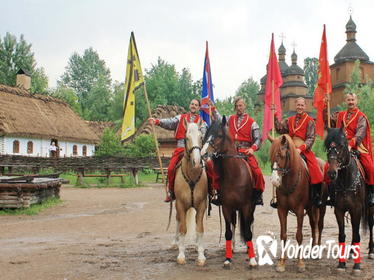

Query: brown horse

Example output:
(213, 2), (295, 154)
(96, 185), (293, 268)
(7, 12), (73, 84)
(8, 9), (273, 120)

(269, 134), (327, 272)
(202, 117), (257, 269)
(324, 128), (372, 275)
(173, 120), (208, 266)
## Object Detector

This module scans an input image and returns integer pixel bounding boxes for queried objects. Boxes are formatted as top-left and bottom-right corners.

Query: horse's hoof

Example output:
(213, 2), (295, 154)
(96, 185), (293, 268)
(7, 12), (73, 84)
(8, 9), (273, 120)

(248, 257), (257, 269)
(177, 257), (186, 265)
(223, 259), (232, 269)
(298, 265), (306, 273)
(352, 269), (361, 277)
(276, 264), (285, 273)
(369, 253), (374, 259)
(197, 258), (206, 266)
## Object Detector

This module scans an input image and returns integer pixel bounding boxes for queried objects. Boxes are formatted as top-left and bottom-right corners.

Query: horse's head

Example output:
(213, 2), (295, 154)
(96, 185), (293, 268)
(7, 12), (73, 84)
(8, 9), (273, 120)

(269, 134), (297, 187)
(184, 119), (203, 169)
(201, 116), (230, 157)
(324, 127), (350, 181)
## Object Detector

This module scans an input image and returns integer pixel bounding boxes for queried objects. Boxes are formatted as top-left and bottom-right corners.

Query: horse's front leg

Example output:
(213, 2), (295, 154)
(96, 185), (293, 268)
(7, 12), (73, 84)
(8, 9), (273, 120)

(195, 200), (207, 266)
(369, 207), (374, 259)
(222, 206), (233, 269)
(245, 206), (257, 268)
(335, 207), (346, 272)
(276, 207), (288, 272)
(350, 206), (362, 275)
(296, 207), (305, 273)
(176, 201), (187, 265)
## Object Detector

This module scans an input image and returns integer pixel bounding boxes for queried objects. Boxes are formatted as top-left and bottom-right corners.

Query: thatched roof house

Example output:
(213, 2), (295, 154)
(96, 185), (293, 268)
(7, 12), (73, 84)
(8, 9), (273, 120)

(0, 82), (99, 157)
(135, 105), (186, 157)
(86, 121), (116, 139)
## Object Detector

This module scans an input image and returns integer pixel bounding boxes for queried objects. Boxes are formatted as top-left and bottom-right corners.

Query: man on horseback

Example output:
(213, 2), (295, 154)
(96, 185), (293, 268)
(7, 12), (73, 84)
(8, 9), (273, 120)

(275, 97), (324, 207)
(326, 93), (374, 207)
(210, 97), (265, 206)
(149, 99), (208, 202)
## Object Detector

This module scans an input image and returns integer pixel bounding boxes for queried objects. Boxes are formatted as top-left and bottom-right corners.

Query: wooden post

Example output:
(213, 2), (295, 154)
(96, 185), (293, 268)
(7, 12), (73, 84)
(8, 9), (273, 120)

(106, 168), (111, 185)
(76, 168), (84, 185)
(326, 93), (331, 128)
(142, 82), (167, 193)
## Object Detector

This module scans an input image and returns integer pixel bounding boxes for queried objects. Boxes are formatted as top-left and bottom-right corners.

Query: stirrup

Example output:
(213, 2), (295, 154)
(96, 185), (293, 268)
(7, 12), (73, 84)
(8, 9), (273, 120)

(270, 198), (278, 209)
(211, 196), (221, 206)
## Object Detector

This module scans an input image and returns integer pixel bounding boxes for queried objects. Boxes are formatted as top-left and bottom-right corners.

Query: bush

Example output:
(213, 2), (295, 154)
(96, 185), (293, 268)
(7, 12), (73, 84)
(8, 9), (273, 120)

(123, 134), (156, 157)
(95, 128), (125, 157)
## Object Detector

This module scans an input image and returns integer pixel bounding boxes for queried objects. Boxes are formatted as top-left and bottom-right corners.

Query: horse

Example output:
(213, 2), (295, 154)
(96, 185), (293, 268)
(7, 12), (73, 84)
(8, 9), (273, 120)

(324, 127), (372, 275)
(172, 120), (208, 266)
(201, 117), (257, 269)
(268, 134), (327, 273)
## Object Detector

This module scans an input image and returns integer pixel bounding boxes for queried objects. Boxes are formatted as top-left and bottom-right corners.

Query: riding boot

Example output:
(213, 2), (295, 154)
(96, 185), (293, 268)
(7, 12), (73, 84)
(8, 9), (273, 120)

(311, 183), (322, 207)
(253, 189), (264, 206)
(270, 198), (278, 209)
(326, 183), (335, 206)
(211, 190), (221, 206)
(164, 190), (175, 203)
(368, 185), (374, 207)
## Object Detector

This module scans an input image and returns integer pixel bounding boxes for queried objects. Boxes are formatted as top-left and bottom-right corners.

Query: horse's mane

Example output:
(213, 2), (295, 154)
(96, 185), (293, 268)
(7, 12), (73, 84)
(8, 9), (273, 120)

(203, 118), (234, 146)
(270, 134), (301, 167)
(324, 128), (348, 151)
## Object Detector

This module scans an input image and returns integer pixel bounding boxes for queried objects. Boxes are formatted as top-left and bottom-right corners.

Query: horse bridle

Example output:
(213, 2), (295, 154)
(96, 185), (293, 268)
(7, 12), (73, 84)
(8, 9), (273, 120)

(327, 144), (350, 170)
(272, 149), (290, 176)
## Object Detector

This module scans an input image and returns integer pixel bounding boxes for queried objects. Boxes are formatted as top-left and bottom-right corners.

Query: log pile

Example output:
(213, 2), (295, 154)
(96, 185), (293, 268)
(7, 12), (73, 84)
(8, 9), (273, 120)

(0, 178), (61, 209)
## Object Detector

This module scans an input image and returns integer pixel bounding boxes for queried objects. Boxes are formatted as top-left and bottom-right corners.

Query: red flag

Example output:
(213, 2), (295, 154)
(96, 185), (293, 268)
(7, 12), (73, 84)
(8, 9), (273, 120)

(314, 24), (332, 139)
(262, 33), (283, 141)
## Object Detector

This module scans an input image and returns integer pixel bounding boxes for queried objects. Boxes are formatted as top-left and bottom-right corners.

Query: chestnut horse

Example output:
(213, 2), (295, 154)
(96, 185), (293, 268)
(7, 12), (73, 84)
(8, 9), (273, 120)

(269, 134), (327, 272)
(324, 128), (372, 275)
(173, 121), (208, 266)
(202, 117), (257, 269)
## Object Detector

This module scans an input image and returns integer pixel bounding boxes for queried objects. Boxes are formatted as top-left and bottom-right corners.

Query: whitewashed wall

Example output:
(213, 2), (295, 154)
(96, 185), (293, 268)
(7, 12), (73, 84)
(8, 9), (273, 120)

(1, 136), (95, 157)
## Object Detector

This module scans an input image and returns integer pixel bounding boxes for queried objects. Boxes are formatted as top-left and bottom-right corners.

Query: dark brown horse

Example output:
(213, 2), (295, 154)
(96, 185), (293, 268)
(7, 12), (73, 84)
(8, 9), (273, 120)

(325, 128), (372, 275)
(269, 134), (327, 272)
(202, 117), (257, 269)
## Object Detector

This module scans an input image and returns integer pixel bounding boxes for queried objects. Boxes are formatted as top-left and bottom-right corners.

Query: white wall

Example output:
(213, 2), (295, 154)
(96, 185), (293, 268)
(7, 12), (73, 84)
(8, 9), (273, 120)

(2, 136), (95, 157)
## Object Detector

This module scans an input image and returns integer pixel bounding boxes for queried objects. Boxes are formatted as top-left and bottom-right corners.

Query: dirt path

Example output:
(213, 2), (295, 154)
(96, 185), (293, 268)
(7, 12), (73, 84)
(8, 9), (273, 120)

(0, 178), (373, 280)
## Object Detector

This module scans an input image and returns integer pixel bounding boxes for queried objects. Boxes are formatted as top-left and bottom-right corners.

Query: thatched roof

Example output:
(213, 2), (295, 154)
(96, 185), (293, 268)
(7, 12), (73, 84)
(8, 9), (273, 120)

(134, 105), (187, 142)
(0, 84), (99, 144)
(86, 121), (116, 139)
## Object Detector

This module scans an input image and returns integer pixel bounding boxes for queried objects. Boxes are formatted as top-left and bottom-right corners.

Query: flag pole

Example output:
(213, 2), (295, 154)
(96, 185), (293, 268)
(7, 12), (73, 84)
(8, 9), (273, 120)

(271, 79), (276, 203)
(142, 81), (167, 192)
(326, 92), (331, 128)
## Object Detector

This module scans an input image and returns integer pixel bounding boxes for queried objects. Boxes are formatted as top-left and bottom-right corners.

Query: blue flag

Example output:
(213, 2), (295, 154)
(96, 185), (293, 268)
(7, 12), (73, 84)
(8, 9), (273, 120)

(200, 41), (215, 126)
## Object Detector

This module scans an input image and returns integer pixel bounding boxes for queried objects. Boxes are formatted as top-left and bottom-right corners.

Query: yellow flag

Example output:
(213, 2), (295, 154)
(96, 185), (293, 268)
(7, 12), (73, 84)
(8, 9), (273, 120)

(121, 32), (145, 141)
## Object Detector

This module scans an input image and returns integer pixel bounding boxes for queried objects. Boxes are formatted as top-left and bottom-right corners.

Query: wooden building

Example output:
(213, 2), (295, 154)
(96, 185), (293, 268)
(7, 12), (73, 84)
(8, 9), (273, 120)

(0, 72), (99, 157)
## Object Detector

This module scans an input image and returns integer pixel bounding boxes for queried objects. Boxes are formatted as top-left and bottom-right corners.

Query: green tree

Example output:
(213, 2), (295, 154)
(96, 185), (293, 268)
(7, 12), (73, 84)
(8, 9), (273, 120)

(95, 128), (125, 157)
(0, 32), (48, 93)
(51, 86), (82, 115)
(59, 47), (112, 115)
(215, 96), (234, 116)
(303, 57), (319, 96)
(108, 81), (125, 122)
(235, 77), (260, 110)
(123, 134), (156, 157)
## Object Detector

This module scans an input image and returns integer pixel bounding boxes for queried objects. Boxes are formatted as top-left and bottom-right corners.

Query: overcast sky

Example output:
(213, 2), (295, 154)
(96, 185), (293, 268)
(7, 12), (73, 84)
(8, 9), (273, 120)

(1, 0), (372, 100)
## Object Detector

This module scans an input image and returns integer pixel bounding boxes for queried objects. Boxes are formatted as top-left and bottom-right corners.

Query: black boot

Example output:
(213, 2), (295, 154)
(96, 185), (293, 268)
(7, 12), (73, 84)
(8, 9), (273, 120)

(311, 183), (322, 207)
(368, 185), (374, 207)
(254, 189), (263, 206)
(326, 183), (335, 206)
(270, 198), (278, 209)
(211, 191), (221, 206)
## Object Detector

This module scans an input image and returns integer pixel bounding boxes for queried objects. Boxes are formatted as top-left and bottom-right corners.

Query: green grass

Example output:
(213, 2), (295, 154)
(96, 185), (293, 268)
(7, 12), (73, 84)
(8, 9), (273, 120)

(60, 170), (159, 188)
(0, 197), (62, 215)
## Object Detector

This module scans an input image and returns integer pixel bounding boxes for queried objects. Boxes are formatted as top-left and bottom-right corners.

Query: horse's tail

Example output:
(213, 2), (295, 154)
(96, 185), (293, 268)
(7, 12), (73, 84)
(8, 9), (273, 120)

(186, 207), (197, 243)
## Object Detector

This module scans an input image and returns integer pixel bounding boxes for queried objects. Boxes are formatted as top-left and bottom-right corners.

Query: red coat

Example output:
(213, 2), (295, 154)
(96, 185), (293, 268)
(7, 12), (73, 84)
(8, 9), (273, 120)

(287, 113), (314, 152)
(228, 114), (257, 150)
(175, 113), (201, 140)
(336, 109), (373, 159)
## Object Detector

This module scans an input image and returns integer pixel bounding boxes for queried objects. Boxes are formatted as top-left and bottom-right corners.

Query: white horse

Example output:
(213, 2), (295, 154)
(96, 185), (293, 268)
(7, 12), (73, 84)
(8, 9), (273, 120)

(172, 120), (208, 266)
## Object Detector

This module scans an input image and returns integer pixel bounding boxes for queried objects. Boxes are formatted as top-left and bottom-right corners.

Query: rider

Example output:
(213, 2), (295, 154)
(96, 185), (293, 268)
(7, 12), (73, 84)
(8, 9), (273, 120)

(149, 99), (208, 202)
(274, 97), (324, 208)
(210, 97), (265, 206)
(325, 93), (374, 207)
